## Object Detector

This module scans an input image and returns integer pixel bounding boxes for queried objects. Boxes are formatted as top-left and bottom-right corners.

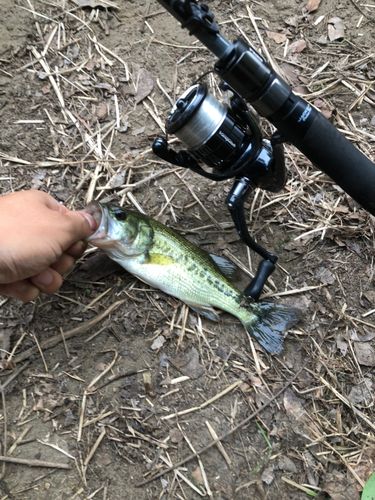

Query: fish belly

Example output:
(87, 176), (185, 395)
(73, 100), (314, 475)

(114, 255), (245, 320)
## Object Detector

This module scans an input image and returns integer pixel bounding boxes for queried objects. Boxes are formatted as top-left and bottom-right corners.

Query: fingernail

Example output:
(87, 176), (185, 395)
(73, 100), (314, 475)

(36, 270), (54, 286)
(80, 212), (97, 232)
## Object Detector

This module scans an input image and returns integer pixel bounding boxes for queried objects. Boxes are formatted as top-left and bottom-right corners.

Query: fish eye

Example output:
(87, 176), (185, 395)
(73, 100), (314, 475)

(114, 210), (127, 221)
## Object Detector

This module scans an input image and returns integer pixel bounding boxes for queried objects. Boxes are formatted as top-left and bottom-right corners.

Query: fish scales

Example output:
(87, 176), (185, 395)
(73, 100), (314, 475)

(128, 217), (245, 318)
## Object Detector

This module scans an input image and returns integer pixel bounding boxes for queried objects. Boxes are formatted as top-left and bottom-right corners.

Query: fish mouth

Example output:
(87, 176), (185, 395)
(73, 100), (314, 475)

(84, 202), (111, 246)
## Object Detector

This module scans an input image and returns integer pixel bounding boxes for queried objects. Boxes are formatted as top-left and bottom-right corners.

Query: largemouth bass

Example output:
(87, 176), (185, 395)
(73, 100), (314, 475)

(84, 202), (300, 354)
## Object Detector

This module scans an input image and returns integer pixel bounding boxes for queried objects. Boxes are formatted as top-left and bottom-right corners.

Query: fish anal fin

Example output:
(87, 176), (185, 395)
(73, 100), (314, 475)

(185, 302), (220, 322)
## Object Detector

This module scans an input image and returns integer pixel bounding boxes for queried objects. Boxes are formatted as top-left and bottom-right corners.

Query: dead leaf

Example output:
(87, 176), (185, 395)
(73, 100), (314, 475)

(283, 388), (321, 438)
(266, 31), (287, 44)
(134, 68), (154, 104)
(261, 465), (275, 485)
(169, 428), (184, 443)
(285, 16), (299, 27)
(305, 0), (322, 13)
(315, 267), (335, 284)
(132, 126), (146, 136)
(151, 335), (166, 351)
(314, 99), (332, 119)
(364, 291), (375, 304)
(41, 84), (51, 94)
(279, 63), (300, 85)
(71, 0), (119, 8)
(354, 342), (375, 366)
(277, 456), (298, 473)
(191, 466), (204, 485)
(353, 445), (375, 484)
(322, 471), (360, 500)
(97, 454), (113, 466)
(348, 377), (373, 407)
(287, 39), (307, 54)
(328, 17), (345, 41)
(95, 103), (108, 121)
(168, 348), (204, 379)
(336, 335), (348, 356)
(33, 395), (65, 413)
(108, 170), (126, 188)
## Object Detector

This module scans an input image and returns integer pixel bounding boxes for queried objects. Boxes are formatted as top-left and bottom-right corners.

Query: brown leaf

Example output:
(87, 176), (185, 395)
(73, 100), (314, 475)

(328, 17), (345, 41)
(279, 63), (300, 85)
(266, 31), (287, 44)
(354, 342), (375, 366)
(314, 99), (332, 119)
(134, 68), (154, 104)
(168, 348), (204, 379)
(322, 472), (360, 500)
(364, 291), (375, 304)
(287, 39), (307, 54)
(95, 103), (108, 121)
(305, 0), (322, 13)
(169, 428), (184, 444)
(191, 466), (204, 485)
(131, 126), (146, 136)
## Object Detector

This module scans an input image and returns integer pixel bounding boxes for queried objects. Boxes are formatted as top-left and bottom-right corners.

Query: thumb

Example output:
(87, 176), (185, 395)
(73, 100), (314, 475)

(60, 210), (97, 249)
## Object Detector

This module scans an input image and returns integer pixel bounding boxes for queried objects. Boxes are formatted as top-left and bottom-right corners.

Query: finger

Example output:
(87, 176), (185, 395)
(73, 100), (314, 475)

(58, 211), (97, 250)
(65, 240), (87, 259)
(30, 268), (63, 295)
(0, 280), (40, 303)
(50, 253), (75, 276)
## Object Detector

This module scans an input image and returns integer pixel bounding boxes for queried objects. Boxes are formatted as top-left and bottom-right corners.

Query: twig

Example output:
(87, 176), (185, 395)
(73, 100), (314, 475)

(88, 369), (147, 392)
(84, 428), (106, 467)
(205, 421), (232, 468)
(161, 380), (241, 421)
(0, 456), (71, 469)
(87, 351), (118, 390)
(137, 360), (308, 486)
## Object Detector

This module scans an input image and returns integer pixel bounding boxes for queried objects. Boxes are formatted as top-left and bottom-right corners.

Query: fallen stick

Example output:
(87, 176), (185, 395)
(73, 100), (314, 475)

(15, 300), (126, 363)
(0, 456), (71, 469)
(137, 360), (309, 487)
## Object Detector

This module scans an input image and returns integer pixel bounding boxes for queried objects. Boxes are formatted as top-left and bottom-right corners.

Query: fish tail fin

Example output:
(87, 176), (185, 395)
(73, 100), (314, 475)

(243, 303), (302, 355)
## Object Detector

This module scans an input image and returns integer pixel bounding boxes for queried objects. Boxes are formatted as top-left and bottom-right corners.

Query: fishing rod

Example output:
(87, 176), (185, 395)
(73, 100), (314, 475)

(152, 0), (375, 301)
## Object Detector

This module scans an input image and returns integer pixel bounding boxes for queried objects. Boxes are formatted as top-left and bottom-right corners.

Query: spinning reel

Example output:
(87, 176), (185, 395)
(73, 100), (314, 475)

(152, 0), (375, 301)
(153, 82), (287, 301)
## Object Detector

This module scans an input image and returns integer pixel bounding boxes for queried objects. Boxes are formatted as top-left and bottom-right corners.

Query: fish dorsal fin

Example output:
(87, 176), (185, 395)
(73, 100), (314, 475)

(209, 254), (239, 281)
(143, 253), (175, 266)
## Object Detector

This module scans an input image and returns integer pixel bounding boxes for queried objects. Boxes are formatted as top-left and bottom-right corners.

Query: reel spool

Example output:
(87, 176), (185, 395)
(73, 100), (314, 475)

(153, 83), (287, 300)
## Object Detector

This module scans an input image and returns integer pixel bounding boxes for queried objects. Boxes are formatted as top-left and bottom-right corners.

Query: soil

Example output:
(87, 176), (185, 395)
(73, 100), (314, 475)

(0, 1), (375, 499)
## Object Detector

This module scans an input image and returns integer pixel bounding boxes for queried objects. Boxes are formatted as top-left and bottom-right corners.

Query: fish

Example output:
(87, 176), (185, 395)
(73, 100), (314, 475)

(84, 202), (301, 354)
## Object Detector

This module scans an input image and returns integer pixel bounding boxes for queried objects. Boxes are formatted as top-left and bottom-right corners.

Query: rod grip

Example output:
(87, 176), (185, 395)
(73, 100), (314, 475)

(274, 109), (375, 215)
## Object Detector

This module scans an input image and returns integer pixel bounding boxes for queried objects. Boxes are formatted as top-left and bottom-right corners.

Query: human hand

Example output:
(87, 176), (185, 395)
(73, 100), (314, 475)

(0, 190), (97, 302)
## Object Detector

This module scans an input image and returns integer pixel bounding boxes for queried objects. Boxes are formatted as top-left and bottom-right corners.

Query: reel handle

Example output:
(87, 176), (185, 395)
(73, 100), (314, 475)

(226, 177), (278, 301)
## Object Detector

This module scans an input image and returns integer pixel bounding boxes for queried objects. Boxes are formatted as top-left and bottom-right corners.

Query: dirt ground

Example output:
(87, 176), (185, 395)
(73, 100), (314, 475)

(0, 0), (375, 499)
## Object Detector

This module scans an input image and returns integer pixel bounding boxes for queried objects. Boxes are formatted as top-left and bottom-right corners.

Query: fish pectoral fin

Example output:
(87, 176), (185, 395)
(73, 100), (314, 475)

(184, 302), (220, 322)
(143, 253), (175, 266)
